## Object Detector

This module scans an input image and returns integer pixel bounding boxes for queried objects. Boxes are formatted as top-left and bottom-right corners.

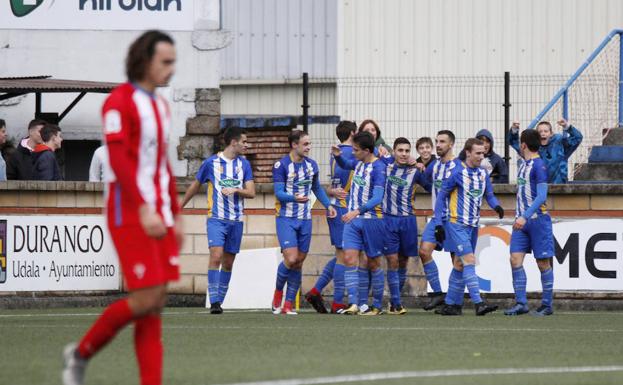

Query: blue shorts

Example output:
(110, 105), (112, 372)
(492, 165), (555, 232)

(421, 218), (456, 253)
(327, 206), (348, 249)
(510, 214), (554, 259)
(276, 217), (313, 253)
(383, 215), (418, 256)
(343, 218), (386, 258)
(207, 218), (244, 254)
(446, 222), (479, 257)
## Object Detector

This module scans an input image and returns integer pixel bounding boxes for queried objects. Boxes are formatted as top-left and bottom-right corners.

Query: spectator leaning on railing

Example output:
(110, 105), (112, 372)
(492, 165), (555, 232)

(32, 123), (63, 181)
(6, 118), (46, 180)
(510, 119), (583, 184)
(0, 119), (7, 181)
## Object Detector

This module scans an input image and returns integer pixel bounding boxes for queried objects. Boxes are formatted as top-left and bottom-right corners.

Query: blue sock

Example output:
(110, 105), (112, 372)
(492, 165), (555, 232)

(541, 268), (554, 307)
(333, 263), (346, 305)
(314, 257), (336, 292)
(370, 268), (385, 309)
(207, 269), (220, 305)
(423, 260), (442, 293)
(463, 264), (482, 304)
(512, 266), (527, 304)
(285, 269), (302, 303)
(398, 267), (407, 293)
(387, 269), (400, 306)
(276, 262), (290, 291)
(358, 267), (370, 306)
(344, 266), (359, 305)
(217, 270), (232, 303)
(446, 268), (463, 305)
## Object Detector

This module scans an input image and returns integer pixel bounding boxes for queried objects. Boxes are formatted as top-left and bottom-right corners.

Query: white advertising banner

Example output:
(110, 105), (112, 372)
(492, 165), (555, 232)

(0, 0), (195, 31)
(0, 216), (120, 291)
(433, 219), (623, 293)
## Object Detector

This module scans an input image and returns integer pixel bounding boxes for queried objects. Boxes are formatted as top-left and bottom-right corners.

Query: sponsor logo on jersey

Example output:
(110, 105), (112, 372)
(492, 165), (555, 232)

(218, 179), (242, 188)
(468, 188), (483, 198)
(517, 177), (527, 186)
(295, 179), (312, 187)
(388, 175), (408, 187)
(353, 176), (367, 187)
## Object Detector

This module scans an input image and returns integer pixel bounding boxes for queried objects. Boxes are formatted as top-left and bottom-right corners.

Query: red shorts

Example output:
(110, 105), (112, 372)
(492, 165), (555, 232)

(109, 225), (180, 291)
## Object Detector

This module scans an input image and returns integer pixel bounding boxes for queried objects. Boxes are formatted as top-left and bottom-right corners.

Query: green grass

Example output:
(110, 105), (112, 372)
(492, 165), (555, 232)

(1, 307), (623, 385)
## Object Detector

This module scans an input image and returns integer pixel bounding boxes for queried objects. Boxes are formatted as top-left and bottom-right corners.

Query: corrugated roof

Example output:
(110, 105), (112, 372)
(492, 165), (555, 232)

(0, 78), (119, 93)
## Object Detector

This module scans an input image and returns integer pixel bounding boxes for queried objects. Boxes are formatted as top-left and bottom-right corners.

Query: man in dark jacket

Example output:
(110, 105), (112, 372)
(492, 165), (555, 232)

(459, 129), (509, 183)
(6, 119), (46, 180)
(32, 123), (63, 181)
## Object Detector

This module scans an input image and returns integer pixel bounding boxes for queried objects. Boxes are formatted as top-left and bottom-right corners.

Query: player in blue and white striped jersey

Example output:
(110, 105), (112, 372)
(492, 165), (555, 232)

(180, 127), (255, 314)
(505, 129), (555, 317)
(271, 130), (337, 315)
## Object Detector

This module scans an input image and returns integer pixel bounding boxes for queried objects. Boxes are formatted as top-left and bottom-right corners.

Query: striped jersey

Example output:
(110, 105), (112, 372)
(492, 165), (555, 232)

(516, 156), (548, 218)
(336, 155), (386, 219)
(196, 153), (253, 221)
(273, 154), (320, 219)
(438, 162), (499, 227)
(425, 157), (460, 220)
(329, 144), (354, 208)
(382, 161), (428, 216)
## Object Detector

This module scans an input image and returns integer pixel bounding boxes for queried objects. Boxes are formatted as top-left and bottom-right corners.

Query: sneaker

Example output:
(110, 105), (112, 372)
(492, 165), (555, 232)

(532, 305), (553, 317)
(305, 290), (328, 314)
(342, 303), (359, 315)
(422, 292), (445, 311)
(360, 306), (383, 316)
(210, 302), (223, 314)
(436, 304), (463, 316)
(62, 343), (87, 385)
(358, 304), (370, 313)
(330, 303), (346, 314)
(475, 301), (498, 316)
(281, 301), (297, 315)
(504, 302), (529, 316)
(271, 289), (283, 314)
(387, 304), (407, 315)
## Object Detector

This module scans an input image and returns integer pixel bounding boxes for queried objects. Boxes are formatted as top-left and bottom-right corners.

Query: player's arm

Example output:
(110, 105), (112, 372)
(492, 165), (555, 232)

(484, 174), (504, 218)
(180, 180), (201, 209)
(273, 161), (303, 203)
(509, 121), (521, 155)
(223, 161), (255, 198)
(331, 145), (357, 170)
(433, 172), (456, 223)
(559, 119), (583, 159)
(515, 162), (548, 229)
(416, 169), (432, 193)
(180, 160), (212, 208)
(311, 172), (337, 218)
(423, 159), (435, 185)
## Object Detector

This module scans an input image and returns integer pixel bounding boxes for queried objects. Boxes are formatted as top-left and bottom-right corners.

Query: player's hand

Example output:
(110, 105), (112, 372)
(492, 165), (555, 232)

(173, 215), (185, 248)
(326, 206), (337, 219)
(434, 225), (445, 244)
(294, 193), (309, 203)
(332, 187), (348, 200)
(513, 216), (527, 230)
(341, 209), (359, 224)
(139, 204), (167, 239)
(494, 205), (505, 219)
(415, 162), (425, 172)
(557, 118), (569, 129)
(331, 145), (342, 157)
(511, 121), (520, 133)
(221, 187), (238, 196)
(407, 156), (418, 167)
(378, 146), (389, 157)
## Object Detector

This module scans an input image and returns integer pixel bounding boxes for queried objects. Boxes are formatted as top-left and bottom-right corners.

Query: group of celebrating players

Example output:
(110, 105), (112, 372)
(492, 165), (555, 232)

(186, 118), (557, 318)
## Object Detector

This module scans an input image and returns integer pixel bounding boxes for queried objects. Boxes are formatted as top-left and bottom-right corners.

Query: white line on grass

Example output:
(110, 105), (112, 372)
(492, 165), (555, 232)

(211, 365), (623, 385)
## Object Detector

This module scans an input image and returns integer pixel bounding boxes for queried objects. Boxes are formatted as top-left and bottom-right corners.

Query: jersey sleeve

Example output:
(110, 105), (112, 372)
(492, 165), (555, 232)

(272, 159), (287, 183)
(371, 160), (387, 188)
(195, 159), (213, 184)
(242, 158), (254, 182)
(533, 159), (549, 185)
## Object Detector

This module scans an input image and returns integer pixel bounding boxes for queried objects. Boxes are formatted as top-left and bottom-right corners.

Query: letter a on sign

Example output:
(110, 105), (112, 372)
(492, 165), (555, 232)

(10, 0), (44, 17)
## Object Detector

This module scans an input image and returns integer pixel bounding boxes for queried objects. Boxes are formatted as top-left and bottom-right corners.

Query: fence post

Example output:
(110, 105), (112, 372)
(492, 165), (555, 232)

(503, 71), (511, 170)
(562, 90), (569, 120)
(619, 32), (623, 127)
(302, 72), (309, 133)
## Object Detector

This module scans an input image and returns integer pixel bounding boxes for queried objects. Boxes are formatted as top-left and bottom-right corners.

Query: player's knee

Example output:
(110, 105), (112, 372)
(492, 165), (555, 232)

(536, 258), (551, 271)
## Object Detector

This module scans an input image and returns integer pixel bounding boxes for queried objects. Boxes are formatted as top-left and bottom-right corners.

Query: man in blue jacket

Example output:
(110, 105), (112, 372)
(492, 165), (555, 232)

(510, 119), (583, 184)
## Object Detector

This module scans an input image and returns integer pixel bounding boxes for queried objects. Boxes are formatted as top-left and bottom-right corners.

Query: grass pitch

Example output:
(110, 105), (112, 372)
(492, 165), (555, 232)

(1, 307), (622, 385)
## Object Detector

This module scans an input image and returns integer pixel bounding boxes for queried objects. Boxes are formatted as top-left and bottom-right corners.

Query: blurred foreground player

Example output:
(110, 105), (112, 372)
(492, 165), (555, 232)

(63, 30), (183, 385)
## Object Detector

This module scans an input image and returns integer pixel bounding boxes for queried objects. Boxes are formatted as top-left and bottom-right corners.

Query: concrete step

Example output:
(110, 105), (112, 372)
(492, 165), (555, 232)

(588, 146), (623, 163)
(574, 162), (623, 181)
(602, 128), (623, 146)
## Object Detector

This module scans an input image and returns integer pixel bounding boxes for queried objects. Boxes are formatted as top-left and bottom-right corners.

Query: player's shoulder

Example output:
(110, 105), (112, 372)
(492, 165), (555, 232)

(238, 155), (252, 167)
(274, 155), (290, 170)
(303, 156), (319, 168)
(104, 83), (134, 108)
(198, 154), (218, 170)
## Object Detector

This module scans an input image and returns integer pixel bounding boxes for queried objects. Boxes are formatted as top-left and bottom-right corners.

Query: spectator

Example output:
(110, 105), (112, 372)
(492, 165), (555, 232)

(510, 119), (583, 184)
(358, 119), (392, 154)
(32, 123), (63, 181)
(458, 129), (509, 183)
(7, 119), (45, 180)
(89, 144), (109, 182)
(0, 119), (7, 181)
(415, 136), (436, 168)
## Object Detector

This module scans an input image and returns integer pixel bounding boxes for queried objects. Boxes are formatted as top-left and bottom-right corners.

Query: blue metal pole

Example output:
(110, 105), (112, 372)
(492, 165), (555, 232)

(562, 90), (569, 120)
(619, 32), (623, 127)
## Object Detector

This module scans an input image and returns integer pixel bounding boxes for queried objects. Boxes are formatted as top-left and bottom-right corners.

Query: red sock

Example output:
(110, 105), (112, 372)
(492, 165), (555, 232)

(332, 302), (346, 312)
(78, 299), (134, 359)
(134, 314), (162, 385)
(309, 287), (320, 296)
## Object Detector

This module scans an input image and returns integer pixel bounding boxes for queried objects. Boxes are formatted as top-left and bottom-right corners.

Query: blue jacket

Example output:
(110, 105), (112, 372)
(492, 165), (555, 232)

(459, 129), (509, 184)
(510, 125), (583, 184)
(32, 146), (63, 181)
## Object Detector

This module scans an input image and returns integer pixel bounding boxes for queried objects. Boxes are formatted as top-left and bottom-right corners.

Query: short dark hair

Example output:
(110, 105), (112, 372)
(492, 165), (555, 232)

(288, 129), (309, 148)
(353, 131), (375, 153)
(521, 129), (541, 152)
(0, 119), (5, 129)
(437, 130), (455, 144)
(358, 119), (381, 141)
(28, 119), (47, 131)
(393, 137), (411, 149)
(223, 127), (247, 147)
(126, 30), (175, 82)
(464, 138), (484, 152)
(336, 121), (357, 142)
(40, 123), (61, 142)
(536, 121), (553, 132)
(416, 137), (433, 149)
